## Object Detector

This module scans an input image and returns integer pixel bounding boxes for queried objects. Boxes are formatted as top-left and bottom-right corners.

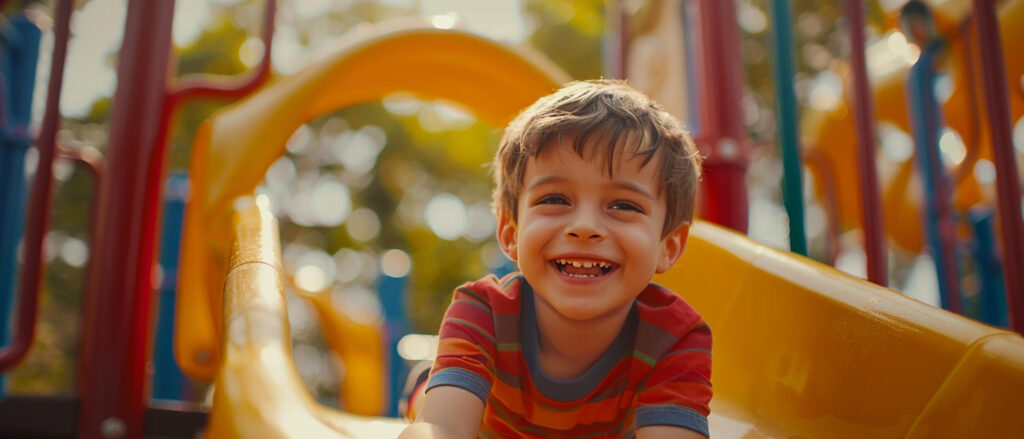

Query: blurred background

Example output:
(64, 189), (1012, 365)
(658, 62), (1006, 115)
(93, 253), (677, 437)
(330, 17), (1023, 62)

(3, 0), (1021, 411)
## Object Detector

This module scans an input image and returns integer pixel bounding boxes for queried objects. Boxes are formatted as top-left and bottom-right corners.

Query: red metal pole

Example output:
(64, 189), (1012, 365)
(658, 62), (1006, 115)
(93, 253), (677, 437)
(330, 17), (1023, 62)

(688, 0), (749, 232)
(77, 1), (175, 438)
(58, 145), (104, 306)
(971, 0), (1024, 333)
(166, 0), (276, 105)
(843, 0), (888, 286)
(0, 0), (72, 371)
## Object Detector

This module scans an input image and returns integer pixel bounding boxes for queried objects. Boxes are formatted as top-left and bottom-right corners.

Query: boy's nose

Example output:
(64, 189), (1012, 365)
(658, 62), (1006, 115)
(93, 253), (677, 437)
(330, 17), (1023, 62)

(565, 217), (605, 241)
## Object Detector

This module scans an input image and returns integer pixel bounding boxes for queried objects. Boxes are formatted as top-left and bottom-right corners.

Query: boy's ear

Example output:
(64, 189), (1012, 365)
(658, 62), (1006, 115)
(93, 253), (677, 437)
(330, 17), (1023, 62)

(656, 223), (690, 274)
(496, 208), (519, 262)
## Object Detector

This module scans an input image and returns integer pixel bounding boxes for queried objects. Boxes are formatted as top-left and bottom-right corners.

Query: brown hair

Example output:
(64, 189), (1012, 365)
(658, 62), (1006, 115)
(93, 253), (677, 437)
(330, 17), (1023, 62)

(493, 79), (702, 236)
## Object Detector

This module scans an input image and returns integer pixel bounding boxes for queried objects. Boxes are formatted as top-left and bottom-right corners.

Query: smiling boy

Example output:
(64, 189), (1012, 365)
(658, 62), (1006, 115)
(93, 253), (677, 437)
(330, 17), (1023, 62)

(401, 80), (711, 438)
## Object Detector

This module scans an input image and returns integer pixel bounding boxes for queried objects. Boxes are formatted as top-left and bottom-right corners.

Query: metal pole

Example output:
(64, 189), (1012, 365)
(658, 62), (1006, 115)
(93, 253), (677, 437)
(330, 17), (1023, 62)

(0, 0), (71, 371)
(769, 0), (807, 256)
(843, 0), (888, 285)
(907, 39), (961, 314)
(971, 0), (1024, 333)
(687, 0), (749, 232)
(77, 0), (175, 437)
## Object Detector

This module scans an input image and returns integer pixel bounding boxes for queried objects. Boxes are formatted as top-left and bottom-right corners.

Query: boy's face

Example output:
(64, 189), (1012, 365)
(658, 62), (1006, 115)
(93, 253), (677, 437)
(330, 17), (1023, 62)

(497, 140), (689, 322)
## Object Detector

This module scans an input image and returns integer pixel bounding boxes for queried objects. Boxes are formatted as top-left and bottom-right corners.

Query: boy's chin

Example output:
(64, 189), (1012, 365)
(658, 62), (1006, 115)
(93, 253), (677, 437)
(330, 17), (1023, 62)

(542, 295), (632, 323)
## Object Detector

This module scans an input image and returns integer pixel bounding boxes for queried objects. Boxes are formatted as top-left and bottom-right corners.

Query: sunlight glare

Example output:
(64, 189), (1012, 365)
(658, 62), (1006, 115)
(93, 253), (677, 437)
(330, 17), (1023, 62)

(426, 193), (467, 240)
(381, 249), (413, 278)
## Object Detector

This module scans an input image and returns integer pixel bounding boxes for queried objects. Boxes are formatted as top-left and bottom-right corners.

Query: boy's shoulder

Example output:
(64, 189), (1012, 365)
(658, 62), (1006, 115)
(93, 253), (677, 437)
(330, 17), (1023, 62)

(455, 272), (527, 314)
(636, 283), (709, 340)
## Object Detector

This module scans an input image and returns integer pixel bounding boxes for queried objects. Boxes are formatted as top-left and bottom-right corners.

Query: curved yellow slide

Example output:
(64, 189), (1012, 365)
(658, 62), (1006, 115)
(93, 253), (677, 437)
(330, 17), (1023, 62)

(182, 19), (1024, 439)
(175, 20), (571, 381)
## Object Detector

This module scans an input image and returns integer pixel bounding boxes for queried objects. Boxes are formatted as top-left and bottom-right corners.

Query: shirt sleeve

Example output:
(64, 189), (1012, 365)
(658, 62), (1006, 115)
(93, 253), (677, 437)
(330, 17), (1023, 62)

(425, 284), (498, 404)
(634, 321), (713, 436)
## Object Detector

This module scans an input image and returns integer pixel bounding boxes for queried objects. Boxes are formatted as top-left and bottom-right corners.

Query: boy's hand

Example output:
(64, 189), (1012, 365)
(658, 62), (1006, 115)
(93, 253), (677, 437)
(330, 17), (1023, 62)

(638, 425), (708, 439)
(398, 386), (484, 439)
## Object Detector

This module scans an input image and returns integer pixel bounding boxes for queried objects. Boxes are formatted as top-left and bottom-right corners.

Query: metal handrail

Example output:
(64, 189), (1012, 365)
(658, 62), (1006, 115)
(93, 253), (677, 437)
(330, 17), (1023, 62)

(844, 0), (888, 286)
(971, 0), (1024, 333)
(0, 0), (72, 372)
(166, 0), (276, 106)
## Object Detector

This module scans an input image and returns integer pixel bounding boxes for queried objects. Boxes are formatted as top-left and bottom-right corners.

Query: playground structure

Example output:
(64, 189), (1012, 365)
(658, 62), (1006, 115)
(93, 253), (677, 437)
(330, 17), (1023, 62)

(1, 0), (1023, 438)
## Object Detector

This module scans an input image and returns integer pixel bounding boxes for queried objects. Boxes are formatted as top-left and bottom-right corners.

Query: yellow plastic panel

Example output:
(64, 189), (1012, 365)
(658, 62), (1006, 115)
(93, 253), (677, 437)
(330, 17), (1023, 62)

(176, 20), (569, 380)
(905, 333), (1024, 437)
(657, 221), (1024, 438)
(300, 290), (386, 416)
(653, 219), (762, 326)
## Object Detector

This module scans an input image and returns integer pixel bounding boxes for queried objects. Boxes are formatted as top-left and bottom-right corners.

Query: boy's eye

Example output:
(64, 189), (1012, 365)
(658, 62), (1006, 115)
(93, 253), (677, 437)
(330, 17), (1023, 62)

(610, 201), (643, 213)
(536, 194), (569, 205)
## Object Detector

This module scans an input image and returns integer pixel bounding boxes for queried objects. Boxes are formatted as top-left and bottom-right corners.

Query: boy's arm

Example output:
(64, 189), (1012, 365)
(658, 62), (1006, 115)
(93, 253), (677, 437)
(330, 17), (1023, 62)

(637, 425), (708, 439)
(399, 386), (484, 439)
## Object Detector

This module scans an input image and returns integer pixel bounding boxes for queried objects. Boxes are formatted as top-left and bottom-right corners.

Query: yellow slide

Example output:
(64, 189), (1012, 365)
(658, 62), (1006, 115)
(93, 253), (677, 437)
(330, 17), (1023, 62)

(180, 21), (1024, 439)
(175, 20), (570, 383)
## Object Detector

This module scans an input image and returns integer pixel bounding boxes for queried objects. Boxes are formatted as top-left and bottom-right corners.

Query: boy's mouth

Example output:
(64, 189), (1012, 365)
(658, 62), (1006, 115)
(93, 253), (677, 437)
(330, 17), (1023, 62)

(551, 258), (618, 278)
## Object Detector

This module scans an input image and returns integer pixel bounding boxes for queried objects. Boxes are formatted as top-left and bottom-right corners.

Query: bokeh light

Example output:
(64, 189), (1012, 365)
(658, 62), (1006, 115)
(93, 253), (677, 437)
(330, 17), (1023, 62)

(397, 334), (439, 361)
(292, 248), (336, 292)
(938, 128), (966, 166)
(334, 248), (364, 284)
(286, 124), (314, 154)
(333, 125), (387, 174)
(238, 36), (264, 68)
(974, 159), (997, 185)
(381, 249), (413, 278)
(309, 179), (352, 227)
(346, 208), (381, 242)
(464, 204), (497, 242)
(879, 122), (915, 163)
(59, 237), (88, 268)
(737, 1), (767, 34)
(807, 71), (842, 111)
(425, 193), (467, 240)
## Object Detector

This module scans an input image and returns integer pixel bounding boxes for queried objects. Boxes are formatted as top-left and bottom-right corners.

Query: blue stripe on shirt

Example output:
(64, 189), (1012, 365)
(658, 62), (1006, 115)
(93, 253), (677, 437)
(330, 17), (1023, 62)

(426, 368), (491, 404)
(635, 404), (709, 437)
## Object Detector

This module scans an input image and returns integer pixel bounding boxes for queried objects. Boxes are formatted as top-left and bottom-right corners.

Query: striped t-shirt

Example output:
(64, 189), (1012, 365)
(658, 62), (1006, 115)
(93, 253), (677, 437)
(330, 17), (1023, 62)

(426, 274), (712, 438)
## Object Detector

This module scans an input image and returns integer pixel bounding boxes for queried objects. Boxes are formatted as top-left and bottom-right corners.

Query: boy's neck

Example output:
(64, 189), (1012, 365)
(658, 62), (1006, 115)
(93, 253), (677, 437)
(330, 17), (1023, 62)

(532, 293), (634, 380)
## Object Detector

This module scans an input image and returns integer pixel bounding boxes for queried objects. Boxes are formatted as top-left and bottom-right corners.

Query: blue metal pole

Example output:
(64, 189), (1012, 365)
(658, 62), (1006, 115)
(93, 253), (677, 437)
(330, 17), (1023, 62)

(769, 0), (807, 256)
(0, 13), (42, 395)
(968, 208), (1008, 327)
(379, 273), (410, 417)
(906, 40), (962, 313)
(152, 173), (188, 400)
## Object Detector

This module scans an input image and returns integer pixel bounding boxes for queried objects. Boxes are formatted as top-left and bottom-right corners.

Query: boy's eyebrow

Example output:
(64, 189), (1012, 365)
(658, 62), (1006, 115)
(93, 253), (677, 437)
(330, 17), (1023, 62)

(525, 175), (565, 191)
(527, 176), (656, 201)
(613, 181), (656, 201)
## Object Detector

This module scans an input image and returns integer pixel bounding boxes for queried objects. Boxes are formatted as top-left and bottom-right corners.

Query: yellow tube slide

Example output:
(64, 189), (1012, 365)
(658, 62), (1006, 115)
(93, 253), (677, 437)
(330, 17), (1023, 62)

(175, 21), (570, 380)
(655, 222), (1024, 438)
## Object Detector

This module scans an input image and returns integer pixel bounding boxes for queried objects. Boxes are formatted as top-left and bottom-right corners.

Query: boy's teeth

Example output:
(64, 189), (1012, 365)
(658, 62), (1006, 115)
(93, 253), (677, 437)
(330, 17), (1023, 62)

(556, 258), (611, 268)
